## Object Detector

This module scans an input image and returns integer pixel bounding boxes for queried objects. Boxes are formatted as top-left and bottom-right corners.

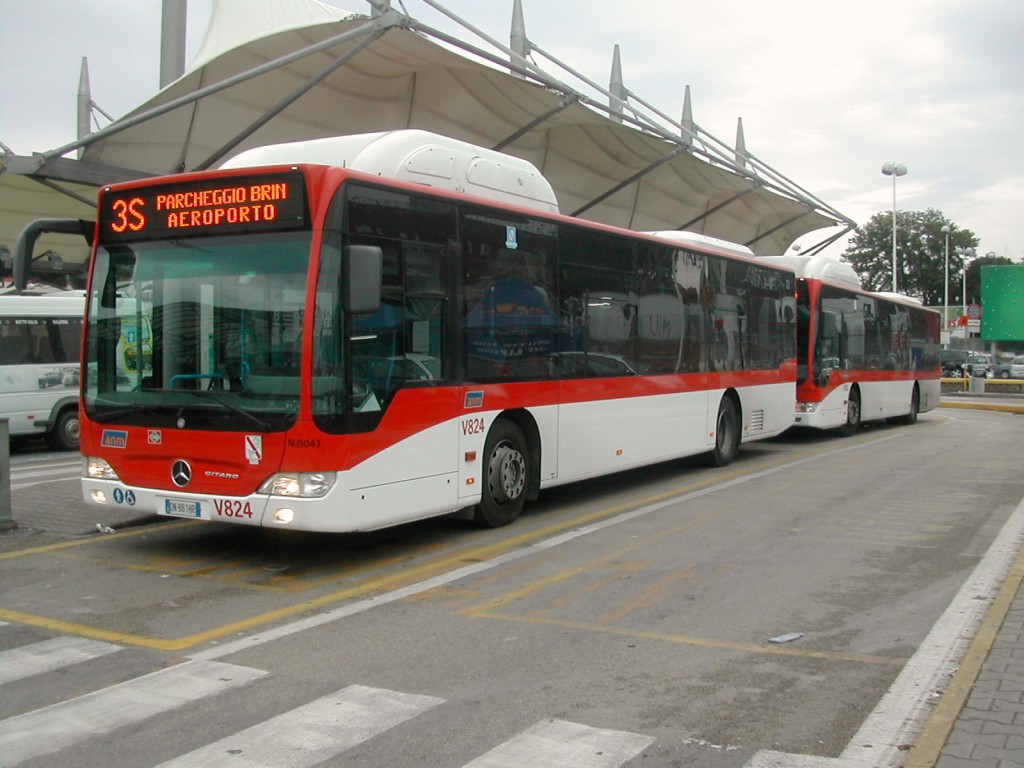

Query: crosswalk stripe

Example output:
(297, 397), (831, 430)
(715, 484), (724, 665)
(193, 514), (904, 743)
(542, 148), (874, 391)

(0, 659), (267, 766)
(12, 476), (80, 491)
(10, 466), (79, 479)
(0, 636), (122, 685)
(9, 463), (81, 490)
(461, 719), (655, 768)
(152, 684), (444, 767)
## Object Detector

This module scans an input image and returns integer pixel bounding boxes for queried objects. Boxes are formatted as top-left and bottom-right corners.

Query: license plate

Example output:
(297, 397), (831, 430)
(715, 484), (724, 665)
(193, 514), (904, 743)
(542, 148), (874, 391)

(163, 499), (201, 518)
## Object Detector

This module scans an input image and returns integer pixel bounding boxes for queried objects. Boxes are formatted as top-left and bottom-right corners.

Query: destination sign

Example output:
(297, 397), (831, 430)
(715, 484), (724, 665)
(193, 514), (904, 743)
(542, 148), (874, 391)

(100, 171), (308, 243)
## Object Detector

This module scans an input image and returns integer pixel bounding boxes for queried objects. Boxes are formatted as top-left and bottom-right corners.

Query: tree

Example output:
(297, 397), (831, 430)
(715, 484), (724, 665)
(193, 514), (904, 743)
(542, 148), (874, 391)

(842, 208), (979, 306)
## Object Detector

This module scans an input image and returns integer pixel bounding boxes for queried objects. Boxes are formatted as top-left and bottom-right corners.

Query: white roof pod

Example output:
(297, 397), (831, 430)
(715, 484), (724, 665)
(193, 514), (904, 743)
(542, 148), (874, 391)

(872, 291), (923, 305)
(759, 254), (863, 289)
(645, 230), (755, 259)
(220, 129), (560, 214)
(764, 256), (925, 305)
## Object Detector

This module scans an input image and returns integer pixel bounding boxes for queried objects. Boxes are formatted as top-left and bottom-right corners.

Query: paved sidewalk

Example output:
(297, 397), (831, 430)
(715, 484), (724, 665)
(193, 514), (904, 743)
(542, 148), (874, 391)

(917, 543), (1024, 768)
(905, 393), (1024, 767)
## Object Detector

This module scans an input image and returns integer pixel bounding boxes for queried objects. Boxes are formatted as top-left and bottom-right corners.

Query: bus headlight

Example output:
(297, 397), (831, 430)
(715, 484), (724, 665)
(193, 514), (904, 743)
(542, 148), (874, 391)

(258, 472), (336, 498)
(84, 457), (121, 481)
(795, 402), (819, 413)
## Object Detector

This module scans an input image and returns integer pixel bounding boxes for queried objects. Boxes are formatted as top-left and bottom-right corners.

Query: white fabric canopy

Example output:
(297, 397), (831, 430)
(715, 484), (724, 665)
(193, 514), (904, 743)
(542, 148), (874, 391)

(0, 173), (95, 290)
(78, 0), (845, 255)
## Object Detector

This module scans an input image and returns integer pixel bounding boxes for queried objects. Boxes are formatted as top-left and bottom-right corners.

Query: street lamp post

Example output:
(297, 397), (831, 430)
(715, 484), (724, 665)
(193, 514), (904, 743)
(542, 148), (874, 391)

(881, 162), (907, 292)
(941, 224), (950, 332)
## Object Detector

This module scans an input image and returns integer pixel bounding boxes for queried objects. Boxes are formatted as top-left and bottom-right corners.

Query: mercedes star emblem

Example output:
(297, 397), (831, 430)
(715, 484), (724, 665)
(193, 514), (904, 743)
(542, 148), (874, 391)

(171, 460), (192, 488)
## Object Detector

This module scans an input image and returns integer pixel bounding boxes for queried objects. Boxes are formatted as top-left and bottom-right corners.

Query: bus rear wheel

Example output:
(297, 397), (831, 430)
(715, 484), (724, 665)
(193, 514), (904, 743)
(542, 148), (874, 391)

(837, 390), (861, 437)
(890, 386), (920, 425)
(474, 420), (528, 528)
(707, 396), (740, 467)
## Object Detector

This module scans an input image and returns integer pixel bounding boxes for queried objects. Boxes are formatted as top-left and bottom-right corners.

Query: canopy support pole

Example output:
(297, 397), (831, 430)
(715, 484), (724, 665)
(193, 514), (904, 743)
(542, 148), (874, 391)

(194, 27), (389, 170)
(742, 212), (810, 249)
(37, 19), (390, 164)
(570, 147), (686, 218)
(492, 95), (579, 151)
(798, 226), (854, 256)
(675, 186), (760, 231)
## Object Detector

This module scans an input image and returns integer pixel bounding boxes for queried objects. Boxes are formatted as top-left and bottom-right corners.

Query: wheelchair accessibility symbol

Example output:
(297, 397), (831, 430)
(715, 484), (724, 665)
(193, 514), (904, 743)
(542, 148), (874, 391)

(112, 488), (137, 506)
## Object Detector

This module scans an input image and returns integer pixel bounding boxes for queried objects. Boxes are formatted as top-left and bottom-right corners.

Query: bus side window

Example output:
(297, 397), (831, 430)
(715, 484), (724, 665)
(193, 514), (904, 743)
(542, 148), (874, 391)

(558, 226), (639, 377)
(462, 209), (558, 382)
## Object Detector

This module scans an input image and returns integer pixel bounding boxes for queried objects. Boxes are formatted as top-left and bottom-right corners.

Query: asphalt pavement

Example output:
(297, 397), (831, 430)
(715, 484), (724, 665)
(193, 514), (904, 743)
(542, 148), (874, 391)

(2, 392), (1023, 768)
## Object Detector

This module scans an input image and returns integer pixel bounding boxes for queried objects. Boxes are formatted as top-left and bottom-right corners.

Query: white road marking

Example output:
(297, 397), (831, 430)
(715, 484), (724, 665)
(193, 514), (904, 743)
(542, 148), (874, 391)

(10, 463), (80, 490)
(9, 464), (79, 478)
(0, 659), (267, 766)
(152, 684), (443, 768)
(461, 719), (654, 768)
(0, 636), (121, 685)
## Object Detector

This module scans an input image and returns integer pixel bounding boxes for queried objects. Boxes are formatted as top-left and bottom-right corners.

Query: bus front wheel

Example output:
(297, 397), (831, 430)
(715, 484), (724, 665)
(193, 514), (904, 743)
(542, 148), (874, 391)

(707, 396), (740, 467)
(837, 390), (861, 437)
(474, 420), (529, 528)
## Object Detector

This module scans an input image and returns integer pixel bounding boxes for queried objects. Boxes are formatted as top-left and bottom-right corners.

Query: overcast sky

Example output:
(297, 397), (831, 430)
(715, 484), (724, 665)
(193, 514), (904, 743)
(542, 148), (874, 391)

(1, 0), (1022, 262)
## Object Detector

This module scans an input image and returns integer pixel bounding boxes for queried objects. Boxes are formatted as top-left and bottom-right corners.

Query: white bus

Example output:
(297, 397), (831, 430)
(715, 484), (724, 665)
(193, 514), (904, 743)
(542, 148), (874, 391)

(0, 293), (85, 450)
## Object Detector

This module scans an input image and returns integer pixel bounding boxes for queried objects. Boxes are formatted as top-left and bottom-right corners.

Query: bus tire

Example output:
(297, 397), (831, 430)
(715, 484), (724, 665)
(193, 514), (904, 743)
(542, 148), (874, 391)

(707, 396), (740, 467)
(837, 389), (861, 437)
(47, 408), (80, 451)
(891, 385), (920, 425)
(474, 419), (529, 528)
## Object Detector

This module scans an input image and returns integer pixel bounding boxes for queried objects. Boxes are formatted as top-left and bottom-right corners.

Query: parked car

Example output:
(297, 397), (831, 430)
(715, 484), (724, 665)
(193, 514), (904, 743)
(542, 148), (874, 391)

(996, 356), (1024, 379)
(940, 349), (969, 377)
(965, 353), (996, 378)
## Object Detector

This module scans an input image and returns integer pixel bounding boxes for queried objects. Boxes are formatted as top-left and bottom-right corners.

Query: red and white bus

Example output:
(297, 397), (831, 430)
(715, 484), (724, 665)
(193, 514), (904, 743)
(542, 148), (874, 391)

(58, 132), (801, 533)
(762, 254), (941, 435)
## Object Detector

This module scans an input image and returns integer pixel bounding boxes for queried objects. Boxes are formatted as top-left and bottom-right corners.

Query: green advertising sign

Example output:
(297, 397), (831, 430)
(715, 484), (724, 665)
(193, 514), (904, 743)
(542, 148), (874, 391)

(981, 266), (1024, 341)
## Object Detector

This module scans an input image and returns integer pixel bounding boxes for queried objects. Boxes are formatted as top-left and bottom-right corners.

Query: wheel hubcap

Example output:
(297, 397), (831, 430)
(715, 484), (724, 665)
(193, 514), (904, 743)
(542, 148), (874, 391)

(488, 442), (526, 504)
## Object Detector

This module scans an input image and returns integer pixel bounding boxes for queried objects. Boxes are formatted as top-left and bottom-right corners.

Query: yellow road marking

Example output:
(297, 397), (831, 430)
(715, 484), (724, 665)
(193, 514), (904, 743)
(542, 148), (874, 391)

(464, 609), (904, 666)
(939, 401), (1024, 413)
(457, 501), (897, 666)
(0, 522), (188, 561)
(459, 502), (726, 617)
(0, 430), (911, 650)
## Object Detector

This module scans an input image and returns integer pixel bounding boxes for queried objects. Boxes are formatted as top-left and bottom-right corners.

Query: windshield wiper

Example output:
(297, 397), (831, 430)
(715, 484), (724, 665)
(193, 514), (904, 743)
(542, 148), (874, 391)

(188, 390), (273, 431)
(90, 404), (162, 423)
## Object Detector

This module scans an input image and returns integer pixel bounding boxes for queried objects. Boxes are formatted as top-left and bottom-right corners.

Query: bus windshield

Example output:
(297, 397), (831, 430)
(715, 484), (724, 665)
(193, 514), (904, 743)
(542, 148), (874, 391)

(84, 231), (310, 432)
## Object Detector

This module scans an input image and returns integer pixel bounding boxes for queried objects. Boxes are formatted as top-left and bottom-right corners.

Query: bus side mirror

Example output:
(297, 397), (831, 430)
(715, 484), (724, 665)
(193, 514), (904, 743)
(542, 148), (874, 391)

(13, 218), (94, 292)
(344, 245), (382, 315)
(819, 310), (838, 340)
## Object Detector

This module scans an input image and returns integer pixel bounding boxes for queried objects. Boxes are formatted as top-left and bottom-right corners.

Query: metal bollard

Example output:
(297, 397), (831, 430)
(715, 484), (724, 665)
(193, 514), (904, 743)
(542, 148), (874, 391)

(0, 418), (15, 531)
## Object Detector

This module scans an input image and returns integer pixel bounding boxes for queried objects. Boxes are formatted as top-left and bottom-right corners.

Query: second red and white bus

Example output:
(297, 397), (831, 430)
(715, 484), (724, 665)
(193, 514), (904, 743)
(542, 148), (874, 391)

(65, 131), (801, 532)
(763, 254), (941, 435)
